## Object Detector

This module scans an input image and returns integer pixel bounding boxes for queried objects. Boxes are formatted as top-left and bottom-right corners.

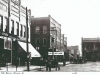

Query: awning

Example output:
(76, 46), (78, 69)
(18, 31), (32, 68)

(18, 41), (41, 57)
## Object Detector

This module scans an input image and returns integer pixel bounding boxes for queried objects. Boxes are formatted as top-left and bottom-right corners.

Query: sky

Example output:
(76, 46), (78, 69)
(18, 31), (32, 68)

(21, 0), (100, 55)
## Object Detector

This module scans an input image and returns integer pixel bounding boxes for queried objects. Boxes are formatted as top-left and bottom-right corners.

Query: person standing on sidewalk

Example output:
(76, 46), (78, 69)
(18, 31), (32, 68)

(63, 58), (66, 66)
(54, 58), (60, 71)
(46, 57), (51, 71)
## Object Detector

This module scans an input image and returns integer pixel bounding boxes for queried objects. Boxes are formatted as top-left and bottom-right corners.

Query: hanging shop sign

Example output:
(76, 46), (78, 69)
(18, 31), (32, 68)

(48, 52), (64, 55)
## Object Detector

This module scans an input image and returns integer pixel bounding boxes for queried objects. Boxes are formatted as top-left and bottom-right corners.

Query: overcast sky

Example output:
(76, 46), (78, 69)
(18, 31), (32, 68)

(22, 0), (100, 55)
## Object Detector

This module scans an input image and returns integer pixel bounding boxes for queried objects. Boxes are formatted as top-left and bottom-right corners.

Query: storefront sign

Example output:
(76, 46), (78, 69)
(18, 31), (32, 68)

(48, 52), (64, 55)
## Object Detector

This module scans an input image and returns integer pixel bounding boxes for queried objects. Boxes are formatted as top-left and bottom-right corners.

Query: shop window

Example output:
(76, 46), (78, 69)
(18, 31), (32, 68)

(16, 22), (19, 36)
(4, 39), (12, 50)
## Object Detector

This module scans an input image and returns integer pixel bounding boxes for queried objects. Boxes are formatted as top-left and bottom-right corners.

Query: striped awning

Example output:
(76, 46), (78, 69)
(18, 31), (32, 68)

(18, 41), (41, 57)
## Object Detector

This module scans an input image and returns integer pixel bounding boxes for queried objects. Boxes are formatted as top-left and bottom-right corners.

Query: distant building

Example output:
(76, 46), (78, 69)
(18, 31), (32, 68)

(63, 37), (67, 53)
(67, 45), (79, 59)
(31, 15), (61, 60)
(82, 38), (100, 61)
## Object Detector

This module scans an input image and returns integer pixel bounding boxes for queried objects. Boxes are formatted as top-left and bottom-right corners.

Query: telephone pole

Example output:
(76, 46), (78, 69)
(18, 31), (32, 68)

(26, 7), (29, 71)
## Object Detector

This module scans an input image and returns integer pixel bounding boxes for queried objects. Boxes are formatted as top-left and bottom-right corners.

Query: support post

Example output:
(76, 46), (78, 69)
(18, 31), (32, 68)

(26, 7), (29, 71)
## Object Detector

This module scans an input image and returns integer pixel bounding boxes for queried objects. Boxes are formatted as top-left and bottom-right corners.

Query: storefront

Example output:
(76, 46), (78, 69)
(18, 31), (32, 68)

(0, 35), (41, 65)
(0, 35), (12, 63)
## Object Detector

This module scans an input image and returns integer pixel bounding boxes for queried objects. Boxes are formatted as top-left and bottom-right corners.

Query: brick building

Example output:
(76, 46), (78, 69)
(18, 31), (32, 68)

(0, 0), (40, 65)
(82, 38), (100, 61)
(31, 15), (62, 60)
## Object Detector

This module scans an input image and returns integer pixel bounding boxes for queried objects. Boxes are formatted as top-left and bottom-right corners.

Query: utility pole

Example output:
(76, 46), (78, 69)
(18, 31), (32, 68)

(62, 34), (65, 56)
(7, 0), (10, 71)
(62, 34), (65, 66)
(51, 36), (54, 60)
(15, 35), (18, 71)
(26, 7), (29, 71)
(8, 0), (10, 33)
(50, 28), (57, 60)
(93, 42), (95, 61)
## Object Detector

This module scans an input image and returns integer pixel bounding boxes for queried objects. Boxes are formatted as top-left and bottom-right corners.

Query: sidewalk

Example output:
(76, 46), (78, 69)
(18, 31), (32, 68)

(0, 62), (70, 72)
(0, 65), (46, 72)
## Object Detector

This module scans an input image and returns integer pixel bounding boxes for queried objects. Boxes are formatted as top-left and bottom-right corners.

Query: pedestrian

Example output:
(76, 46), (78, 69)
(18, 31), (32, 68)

(1, 54), (6, 66)
(63, 58), (66, 66)
(46, 57), (51, 71)
(45, 60), (48, 71)
(54, 58), (60, 71)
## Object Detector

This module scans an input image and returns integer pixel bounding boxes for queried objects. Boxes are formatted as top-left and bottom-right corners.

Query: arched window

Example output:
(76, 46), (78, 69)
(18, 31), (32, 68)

(36, 38), (40, 46)
(35, 26), (40, 34)
(43, 26), (47, 34)
(43, 38), (47, 46)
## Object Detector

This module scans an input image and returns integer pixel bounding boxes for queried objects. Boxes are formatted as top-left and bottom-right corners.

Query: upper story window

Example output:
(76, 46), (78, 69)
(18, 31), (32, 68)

(0, 16), (3, 31)
(43, 26), (47, 34)
(43, 38), (47, 46)
(16, 22), (19, 36)
(35, 26), (40, 34)
(24, 26), (26, 38)
(5, 18), (8, 33)
(11, 20), (14, 35)
(20, 25), (23, 36)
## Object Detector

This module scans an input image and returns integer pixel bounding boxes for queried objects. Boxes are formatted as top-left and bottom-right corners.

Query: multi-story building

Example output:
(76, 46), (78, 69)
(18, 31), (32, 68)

(64, 37), (67, 52)
(31, 15), (61, 60)
(82, 38), (100, 61)
(59, 34), (67, 61)
(67, 45), (79, 60)
(0, 0), (40, 65)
